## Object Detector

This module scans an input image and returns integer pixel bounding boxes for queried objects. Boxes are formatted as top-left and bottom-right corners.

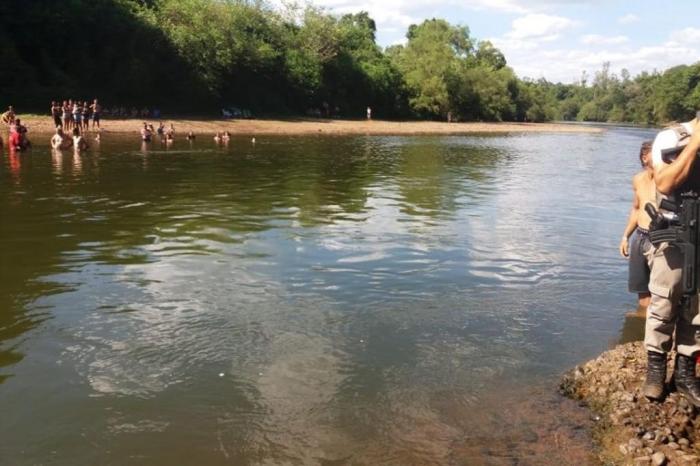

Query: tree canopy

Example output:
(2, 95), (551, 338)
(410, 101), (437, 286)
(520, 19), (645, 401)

(1, 0), (699, 123)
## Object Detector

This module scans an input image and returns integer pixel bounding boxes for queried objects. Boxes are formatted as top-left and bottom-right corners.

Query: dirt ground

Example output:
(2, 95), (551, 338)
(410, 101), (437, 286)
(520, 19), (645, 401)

(16, 115), (603, 136)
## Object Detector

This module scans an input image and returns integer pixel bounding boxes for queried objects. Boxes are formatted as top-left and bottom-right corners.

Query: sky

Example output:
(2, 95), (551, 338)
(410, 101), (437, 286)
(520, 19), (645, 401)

(305, 0), (700, 83)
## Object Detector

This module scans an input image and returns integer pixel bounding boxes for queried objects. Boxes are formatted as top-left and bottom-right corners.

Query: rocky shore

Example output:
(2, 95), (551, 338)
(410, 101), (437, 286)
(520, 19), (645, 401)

(561, 342), (700, 465)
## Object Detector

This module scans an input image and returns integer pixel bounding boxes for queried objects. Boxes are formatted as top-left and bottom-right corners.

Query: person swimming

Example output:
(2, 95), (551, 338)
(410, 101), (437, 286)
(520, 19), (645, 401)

(221, 131), (231, 142)
(214, 132), (222, 143)
(186, 131), (195, 141)
(165, 123), (174, 142)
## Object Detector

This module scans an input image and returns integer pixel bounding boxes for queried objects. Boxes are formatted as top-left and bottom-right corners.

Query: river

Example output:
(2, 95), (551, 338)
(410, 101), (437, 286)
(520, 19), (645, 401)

(0, 128), (656, 465)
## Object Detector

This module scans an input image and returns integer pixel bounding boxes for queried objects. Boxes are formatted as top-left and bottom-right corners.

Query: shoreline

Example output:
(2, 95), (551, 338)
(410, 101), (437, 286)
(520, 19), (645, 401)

(561, 342), (700, 465)
(15, 116), (604, 136)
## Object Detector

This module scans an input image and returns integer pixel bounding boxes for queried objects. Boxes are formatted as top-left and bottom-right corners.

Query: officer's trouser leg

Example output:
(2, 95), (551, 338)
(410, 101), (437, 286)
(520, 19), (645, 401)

(645, 244), (683, 354)
(645, 244), (700, 356)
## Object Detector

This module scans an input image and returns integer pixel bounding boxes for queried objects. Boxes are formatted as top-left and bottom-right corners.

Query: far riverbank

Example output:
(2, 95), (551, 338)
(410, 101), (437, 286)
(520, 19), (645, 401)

(17, 116), (604, 136)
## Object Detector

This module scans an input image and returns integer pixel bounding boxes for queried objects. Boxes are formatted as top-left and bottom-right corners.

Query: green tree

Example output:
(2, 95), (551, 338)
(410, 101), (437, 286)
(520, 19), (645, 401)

(392, 19), (473, 117)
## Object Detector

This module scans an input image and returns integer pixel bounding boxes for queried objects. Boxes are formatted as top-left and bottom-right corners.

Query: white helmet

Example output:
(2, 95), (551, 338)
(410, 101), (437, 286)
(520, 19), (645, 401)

(651, 121), (694, 167)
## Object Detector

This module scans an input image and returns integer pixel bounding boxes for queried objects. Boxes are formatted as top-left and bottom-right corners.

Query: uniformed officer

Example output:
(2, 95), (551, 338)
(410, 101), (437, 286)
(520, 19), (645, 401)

(644, 118), (700, 405)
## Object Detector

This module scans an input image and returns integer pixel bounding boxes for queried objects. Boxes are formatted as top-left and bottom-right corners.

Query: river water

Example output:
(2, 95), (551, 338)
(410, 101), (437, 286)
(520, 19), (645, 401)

(0, 128), (656, 465)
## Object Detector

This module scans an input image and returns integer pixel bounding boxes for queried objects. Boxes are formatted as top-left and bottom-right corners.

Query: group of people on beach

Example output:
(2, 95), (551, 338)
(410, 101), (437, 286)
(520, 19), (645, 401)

(55, 103), (160, 121)
(51, 99), (101, 132)
(620, 117), (700, 407)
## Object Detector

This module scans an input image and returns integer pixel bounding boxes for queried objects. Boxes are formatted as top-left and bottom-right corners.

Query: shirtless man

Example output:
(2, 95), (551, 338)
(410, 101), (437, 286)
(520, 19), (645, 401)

(72, 128), (88, 152)
(1, 105), (16, 125)
(90, 99), (101, 129)
(619, 141), (655, 314)
(51, 102), (62, 128)
(141, 122), (152, 142)
(51, 126), (72, 150)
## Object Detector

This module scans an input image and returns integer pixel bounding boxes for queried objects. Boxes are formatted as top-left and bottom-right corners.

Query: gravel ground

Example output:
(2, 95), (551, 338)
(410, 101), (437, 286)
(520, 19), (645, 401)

(561, 342), (700, 465)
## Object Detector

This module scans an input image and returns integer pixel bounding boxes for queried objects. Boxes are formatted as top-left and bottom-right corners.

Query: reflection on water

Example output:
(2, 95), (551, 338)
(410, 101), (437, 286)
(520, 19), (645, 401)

(0, 129), (655, 464)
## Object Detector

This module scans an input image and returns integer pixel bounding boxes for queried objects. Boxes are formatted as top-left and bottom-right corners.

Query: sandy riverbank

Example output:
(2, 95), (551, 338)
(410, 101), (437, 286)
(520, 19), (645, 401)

(17, 115), (603, 136)
(561, 342), (700, 465)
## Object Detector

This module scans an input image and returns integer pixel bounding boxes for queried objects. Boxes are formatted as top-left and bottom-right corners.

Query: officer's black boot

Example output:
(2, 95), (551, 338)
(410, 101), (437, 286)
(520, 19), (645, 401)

(643, 351), (667, 400)
(674, 354), (700, 407)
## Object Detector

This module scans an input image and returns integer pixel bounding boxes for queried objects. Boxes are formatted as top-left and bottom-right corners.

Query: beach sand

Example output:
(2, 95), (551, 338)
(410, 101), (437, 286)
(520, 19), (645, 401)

(17, 116), (603, 136)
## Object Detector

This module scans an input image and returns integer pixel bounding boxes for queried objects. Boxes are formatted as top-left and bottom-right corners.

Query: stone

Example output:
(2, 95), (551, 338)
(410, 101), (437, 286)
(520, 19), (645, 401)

(633, 456), (651, 466)
(629, 438), (644, 450)
(667, 442), (680, 450)
(620, 444), (629, 455)
(651, 451), (667, 466)
(678, 438), (690, 447)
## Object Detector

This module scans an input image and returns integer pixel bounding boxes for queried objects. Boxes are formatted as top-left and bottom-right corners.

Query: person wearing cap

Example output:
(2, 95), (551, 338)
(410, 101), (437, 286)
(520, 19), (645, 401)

(643, 117), (700, 405)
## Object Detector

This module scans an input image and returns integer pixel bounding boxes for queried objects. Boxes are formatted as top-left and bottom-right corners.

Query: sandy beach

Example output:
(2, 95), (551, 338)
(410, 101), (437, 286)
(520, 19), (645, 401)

(17, 115), (603, 136)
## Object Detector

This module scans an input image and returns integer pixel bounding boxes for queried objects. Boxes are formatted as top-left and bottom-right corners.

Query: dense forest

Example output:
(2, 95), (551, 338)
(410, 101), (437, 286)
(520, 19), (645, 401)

(1, 0), (699, 124)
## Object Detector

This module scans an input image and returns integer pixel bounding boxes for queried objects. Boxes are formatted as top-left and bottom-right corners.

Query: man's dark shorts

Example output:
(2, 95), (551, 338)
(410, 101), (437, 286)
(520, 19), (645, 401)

(629, 228), (652, 293)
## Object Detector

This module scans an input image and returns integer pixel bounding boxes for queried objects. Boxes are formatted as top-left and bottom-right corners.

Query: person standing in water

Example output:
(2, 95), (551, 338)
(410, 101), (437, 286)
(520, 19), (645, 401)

(141, 122), (152, 142)
(72, 127), (88, 152)
(51, 126), (72, 150)
(619, 141), (655, 315)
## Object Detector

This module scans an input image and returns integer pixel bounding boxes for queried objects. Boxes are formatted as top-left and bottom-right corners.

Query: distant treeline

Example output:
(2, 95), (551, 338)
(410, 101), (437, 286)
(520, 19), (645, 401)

(1, 0), (699, 123)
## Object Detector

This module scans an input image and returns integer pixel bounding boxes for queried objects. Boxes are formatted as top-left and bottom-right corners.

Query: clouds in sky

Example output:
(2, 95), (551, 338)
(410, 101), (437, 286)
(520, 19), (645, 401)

(581, 35), (629, 46)
(493, 25), (700, 82)
(505, 14), (575, 41)
(304, 0), (700, 83)
(617, 13), (639, 24)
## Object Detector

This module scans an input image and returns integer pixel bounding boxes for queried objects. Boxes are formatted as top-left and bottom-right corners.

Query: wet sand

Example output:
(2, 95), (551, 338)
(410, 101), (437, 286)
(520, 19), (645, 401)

(17, 115), (603, 136)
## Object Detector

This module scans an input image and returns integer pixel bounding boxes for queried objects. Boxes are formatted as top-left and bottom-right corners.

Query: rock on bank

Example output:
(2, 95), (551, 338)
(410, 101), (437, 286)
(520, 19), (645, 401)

(561, 342), (700, 465)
